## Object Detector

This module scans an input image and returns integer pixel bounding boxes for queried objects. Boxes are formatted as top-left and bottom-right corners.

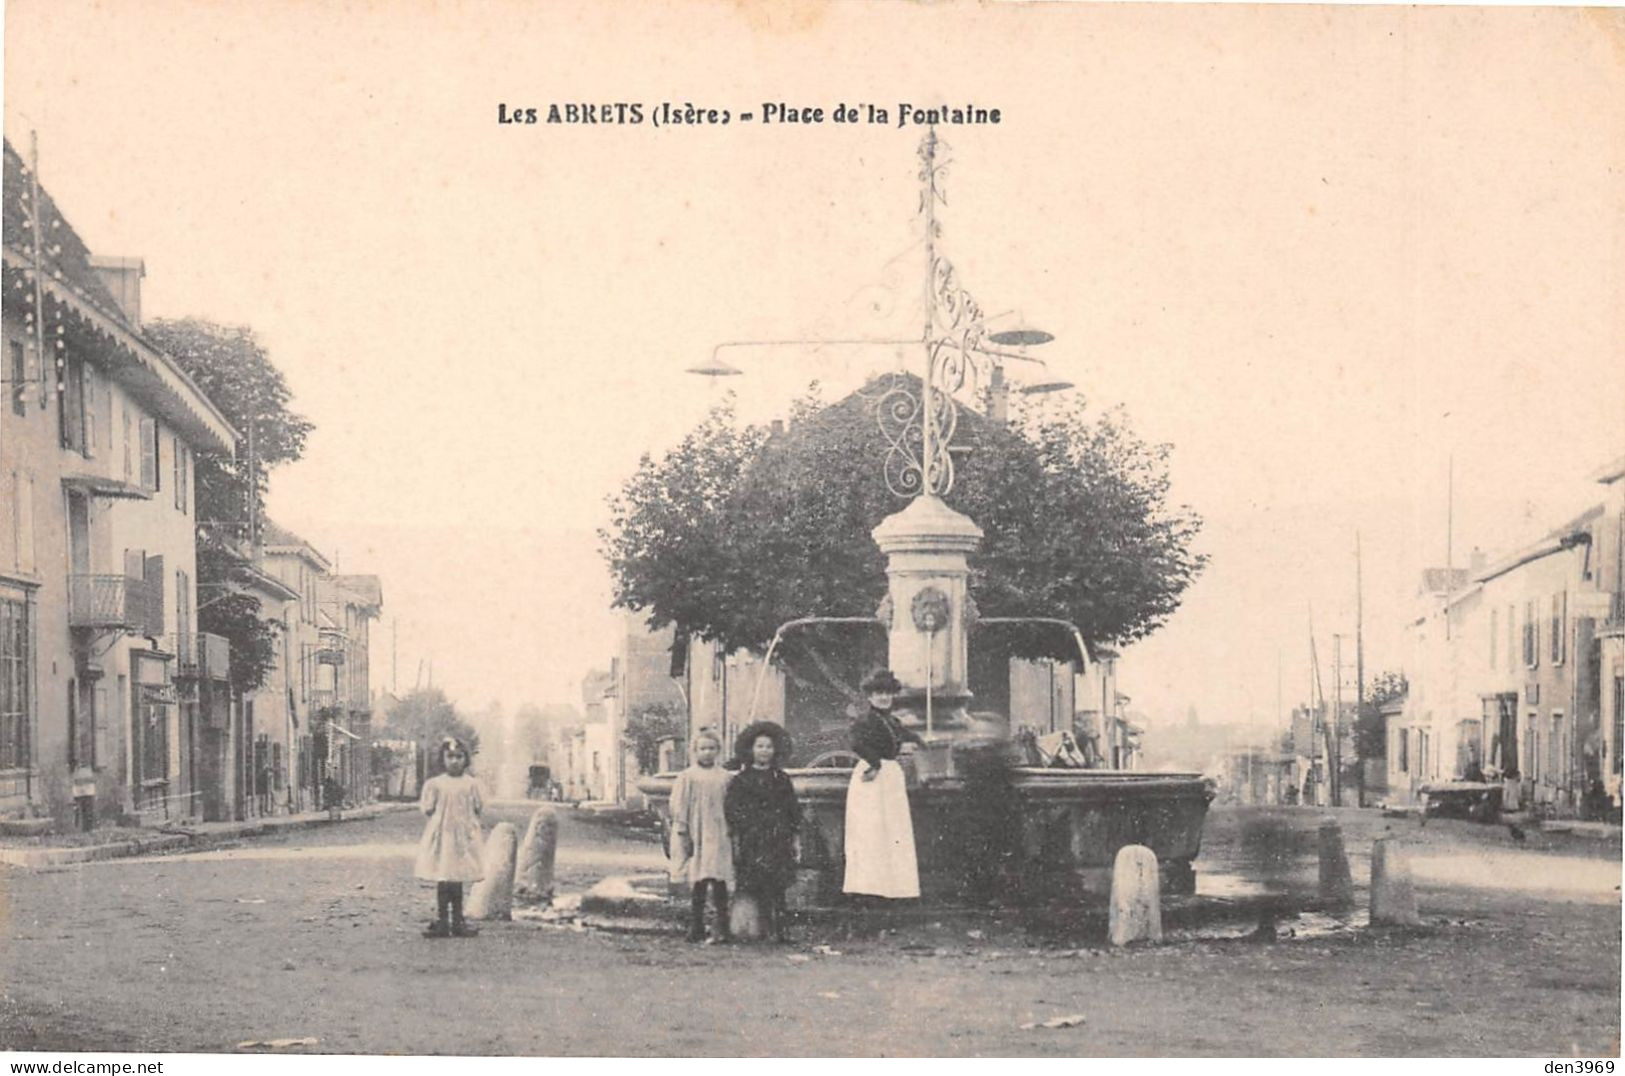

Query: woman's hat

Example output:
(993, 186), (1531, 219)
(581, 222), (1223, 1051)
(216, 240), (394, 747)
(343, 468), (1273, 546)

(733, 720), (793, 768)
(860, 668), (903, 695)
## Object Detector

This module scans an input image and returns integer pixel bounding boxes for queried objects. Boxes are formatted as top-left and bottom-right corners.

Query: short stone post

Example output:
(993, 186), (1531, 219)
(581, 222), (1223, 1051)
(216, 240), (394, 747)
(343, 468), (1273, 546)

(466, 822), (518, 921)
(1369, 838), (1420, 926)
(1318, 821), (1355, 906)
(514, 806), (559, 904)
(1108, 844), (1162, 946)
(729, 889), (766, 940)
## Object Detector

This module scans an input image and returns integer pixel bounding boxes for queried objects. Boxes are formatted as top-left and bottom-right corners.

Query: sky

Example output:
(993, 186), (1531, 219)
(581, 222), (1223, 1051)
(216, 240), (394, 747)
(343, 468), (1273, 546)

(5, 2), (1622, 737)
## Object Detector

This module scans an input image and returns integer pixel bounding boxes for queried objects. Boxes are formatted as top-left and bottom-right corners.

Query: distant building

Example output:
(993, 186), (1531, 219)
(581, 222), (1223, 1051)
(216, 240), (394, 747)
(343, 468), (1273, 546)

(1393, 458), (1625, 816)
(257, 521), (382, 812)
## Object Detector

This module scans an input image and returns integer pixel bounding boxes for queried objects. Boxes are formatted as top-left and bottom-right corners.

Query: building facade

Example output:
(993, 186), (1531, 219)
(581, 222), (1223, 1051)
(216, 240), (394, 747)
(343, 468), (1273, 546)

(1392, 461), (1625, 816)
(1, 140), (237, 828)
(254, 521), (382, 812)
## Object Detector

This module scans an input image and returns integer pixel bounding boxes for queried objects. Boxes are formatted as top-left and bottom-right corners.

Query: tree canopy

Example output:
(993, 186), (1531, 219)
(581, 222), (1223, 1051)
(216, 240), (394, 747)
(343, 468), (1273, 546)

(380, 688), (483, 775)
(145, 318), (312, 553)
(601, 377), (1206, 663)
(1356, 669), (1408, 760)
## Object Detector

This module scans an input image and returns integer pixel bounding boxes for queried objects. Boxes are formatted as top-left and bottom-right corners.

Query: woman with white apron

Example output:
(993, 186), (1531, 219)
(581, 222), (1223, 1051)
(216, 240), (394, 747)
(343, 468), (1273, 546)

(843, 668), (924, 900)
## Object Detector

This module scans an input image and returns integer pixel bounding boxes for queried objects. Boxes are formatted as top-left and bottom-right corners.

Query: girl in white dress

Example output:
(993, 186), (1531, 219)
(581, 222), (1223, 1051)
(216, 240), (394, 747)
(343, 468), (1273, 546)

(415, 738), (485, 938)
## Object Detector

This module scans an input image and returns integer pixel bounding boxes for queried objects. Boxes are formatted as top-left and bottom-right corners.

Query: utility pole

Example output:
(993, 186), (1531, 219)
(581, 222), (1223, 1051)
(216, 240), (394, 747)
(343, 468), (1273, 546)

(392, 618), (398, 695)
(1332, 633), (1344, 806)
(1356, 531), (1366, 806)
(1445, 454), (1455, 640)
(26, 132), (49, 413)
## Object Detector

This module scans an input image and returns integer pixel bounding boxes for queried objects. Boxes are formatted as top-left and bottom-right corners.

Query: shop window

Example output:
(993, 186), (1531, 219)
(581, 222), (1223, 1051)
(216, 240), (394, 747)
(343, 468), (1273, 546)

(0, 595), (30, 770)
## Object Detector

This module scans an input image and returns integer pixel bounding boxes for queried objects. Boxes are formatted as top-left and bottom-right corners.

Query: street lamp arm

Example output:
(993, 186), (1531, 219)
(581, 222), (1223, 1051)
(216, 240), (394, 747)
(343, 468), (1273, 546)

(711, 338), (922, 362)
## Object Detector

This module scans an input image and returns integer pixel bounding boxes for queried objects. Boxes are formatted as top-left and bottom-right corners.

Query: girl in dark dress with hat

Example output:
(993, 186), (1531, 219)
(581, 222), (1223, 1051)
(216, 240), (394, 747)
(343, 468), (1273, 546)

(724, 721), (801, 942)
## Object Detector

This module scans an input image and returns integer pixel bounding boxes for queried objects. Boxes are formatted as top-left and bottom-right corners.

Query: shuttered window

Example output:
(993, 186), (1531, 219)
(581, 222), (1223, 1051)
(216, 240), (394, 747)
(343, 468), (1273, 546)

(139, 418), (157, 491)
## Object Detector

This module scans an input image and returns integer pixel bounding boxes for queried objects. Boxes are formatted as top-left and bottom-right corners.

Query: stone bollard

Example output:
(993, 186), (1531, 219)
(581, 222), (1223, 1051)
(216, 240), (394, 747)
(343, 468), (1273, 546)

(1318, 821), (1355, 906)
(1369, 837), (1420, 926)
(514, 806), (559, 905)
(1108, 844), (1162, 946)
(466, 822), (518, 921)
(729, 889), (766, 941)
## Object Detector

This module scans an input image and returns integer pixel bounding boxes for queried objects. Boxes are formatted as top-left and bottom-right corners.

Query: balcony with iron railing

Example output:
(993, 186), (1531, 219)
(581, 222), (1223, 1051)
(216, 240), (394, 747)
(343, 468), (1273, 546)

(310, 687), (339, 713)
(170, 632), (231, 682)
(68, 574), (152, 632)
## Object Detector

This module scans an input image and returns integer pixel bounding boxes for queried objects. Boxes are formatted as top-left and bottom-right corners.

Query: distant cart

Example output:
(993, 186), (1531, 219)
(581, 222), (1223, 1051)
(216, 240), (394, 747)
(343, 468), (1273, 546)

(1419, 780), (1502, 824)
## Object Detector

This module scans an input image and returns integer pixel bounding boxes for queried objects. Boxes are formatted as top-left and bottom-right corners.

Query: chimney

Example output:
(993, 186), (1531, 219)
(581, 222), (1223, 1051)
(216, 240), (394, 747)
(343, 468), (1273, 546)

(1469, 546), (1488, 574)
(770, 419), (785, 436)
(88, 256), (145, 327)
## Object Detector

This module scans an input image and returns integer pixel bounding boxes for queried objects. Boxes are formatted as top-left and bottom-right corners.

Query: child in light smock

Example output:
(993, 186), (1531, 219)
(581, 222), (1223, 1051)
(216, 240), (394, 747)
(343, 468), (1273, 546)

(415, 737), (486, 938)
(668, 729), (734, 943)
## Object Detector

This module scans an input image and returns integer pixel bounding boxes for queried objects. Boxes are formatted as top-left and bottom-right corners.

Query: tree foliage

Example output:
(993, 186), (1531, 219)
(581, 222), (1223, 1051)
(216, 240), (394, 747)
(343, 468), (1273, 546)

(1356, 669), (1408, 760)
(602, 377), (1206, 664)
(145, 318), (313, 551)
(622, 702), (687, 775)
(379, 687), (482, 775)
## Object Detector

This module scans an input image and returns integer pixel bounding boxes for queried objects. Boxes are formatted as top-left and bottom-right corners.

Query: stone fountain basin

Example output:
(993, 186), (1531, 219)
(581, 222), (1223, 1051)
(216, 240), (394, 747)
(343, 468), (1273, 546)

(637, 766), (1213, 905)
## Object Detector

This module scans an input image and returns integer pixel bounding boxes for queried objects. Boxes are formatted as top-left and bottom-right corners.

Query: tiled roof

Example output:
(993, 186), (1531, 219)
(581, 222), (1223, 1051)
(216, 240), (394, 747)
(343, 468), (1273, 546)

(1, 138), (236, 452)
(260, 518), (316, 550)
(2, 140), (129, 326)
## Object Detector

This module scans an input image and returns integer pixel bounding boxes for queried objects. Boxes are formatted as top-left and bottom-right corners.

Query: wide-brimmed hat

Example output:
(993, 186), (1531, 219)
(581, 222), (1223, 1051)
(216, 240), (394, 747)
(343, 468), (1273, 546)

(860, 668), (903, 695)
(733, 720), (793, 768)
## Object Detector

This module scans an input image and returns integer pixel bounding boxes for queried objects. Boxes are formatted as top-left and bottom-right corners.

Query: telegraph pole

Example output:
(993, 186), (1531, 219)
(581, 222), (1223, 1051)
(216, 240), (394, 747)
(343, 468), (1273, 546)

(1356, 531), (1366, 805)
(1332, 634), (1344, 806)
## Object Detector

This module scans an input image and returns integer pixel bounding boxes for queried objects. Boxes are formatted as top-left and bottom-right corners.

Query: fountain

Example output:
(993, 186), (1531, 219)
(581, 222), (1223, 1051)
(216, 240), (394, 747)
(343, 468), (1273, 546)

(636, 130), (1212, 907)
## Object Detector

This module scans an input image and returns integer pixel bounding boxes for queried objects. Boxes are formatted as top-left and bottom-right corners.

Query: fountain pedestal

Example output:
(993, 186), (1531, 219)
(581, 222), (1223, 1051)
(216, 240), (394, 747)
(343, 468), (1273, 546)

(872, 495), (989, 765)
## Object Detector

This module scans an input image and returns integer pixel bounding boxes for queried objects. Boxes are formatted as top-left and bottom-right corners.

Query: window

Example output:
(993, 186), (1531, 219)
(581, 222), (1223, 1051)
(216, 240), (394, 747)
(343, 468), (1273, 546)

(1397, 728), (1409, 773)
(1489, 608), (1498, 670)
(82, 370), (97, 459)
(58, 353), (85, 452)
(173, 440), (183, 512)
(1550, 594), (1565, 665)
(1523, 602), (1539, 668)
(1506, 606), (1516, 676)
(11, 474), (35, 574)
(176, 570), (191, 651)
(69, 680), (96, 771)
(94, 685), (109, 770)
(1550, 714), (1564, 787)
(1613, 675), (1623, 777)
(0, 594), (30, 770)
(175, 445), (188, 514)
(9, 342), (24, 417)
(1528, 718), (1540, 782)
(122, 407), (133, 480)
(139, 418), (157, 490)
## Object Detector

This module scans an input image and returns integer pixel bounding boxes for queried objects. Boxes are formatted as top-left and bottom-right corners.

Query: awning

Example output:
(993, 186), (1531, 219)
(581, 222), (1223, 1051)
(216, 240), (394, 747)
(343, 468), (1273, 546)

(62, 474), (151, 501)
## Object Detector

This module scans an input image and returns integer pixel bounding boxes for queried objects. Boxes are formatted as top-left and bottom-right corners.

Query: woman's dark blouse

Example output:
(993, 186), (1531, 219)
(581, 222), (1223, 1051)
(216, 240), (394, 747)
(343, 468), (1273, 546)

(724, 766), (801, 892)
(849, 706), (925, 768)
